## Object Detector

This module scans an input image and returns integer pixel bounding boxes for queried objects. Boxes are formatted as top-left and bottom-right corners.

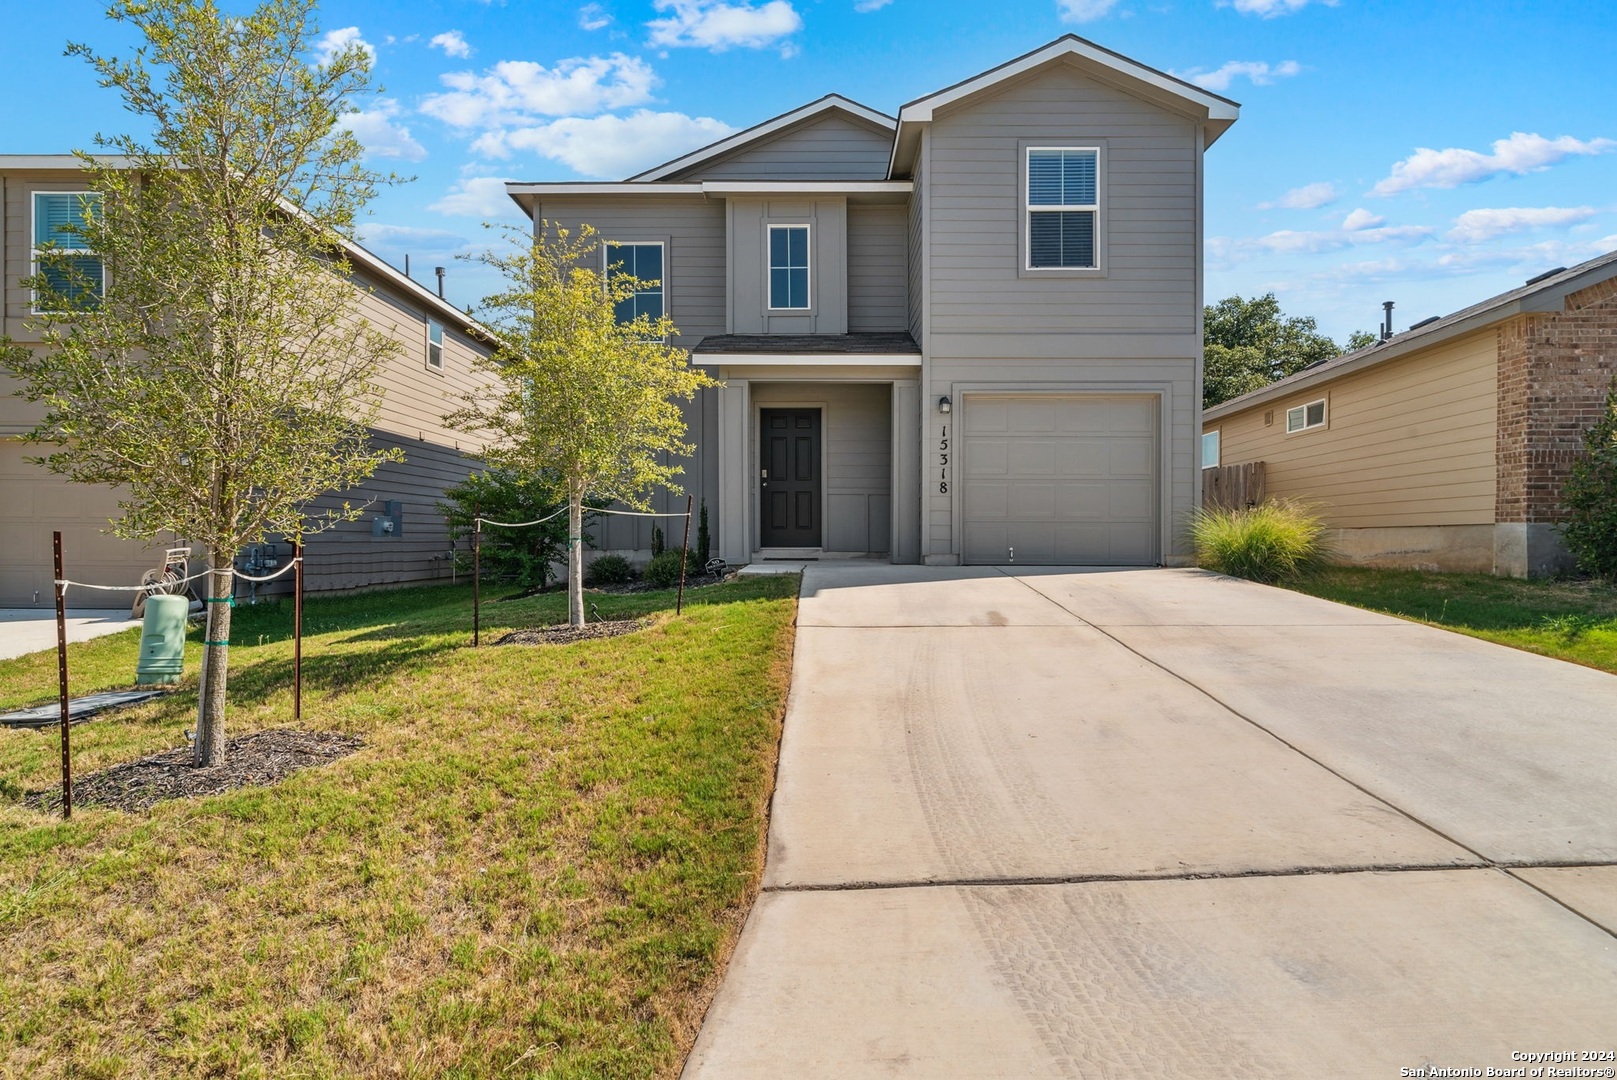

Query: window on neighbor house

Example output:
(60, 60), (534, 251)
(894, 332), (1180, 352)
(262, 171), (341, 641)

(1202, 430), (1221, 468)
(1286, 399), (1327, 433)
(427, 318), (444, 370)
(32, 192), (104, 313)
(767, 224), (810, 310)
(1026, 148), (1099, 269)
(607, 241), (665, 324)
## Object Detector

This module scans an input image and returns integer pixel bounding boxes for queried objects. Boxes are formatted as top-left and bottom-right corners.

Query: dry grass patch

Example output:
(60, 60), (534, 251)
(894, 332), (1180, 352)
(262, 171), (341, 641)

(0, 576), (798, 1078)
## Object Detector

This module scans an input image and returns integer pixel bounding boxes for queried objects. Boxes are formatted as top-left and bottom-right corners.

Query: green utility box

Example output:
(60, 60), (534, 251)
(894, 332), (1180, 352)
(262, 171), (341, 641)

(135, 594), (189, 686)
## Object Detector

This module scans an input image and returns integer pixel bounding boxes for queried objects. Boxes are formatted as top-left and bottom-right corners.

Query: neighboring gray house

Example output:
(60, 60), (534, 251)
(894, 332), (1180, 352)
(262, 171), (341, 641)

(509, 36), (1238, 566)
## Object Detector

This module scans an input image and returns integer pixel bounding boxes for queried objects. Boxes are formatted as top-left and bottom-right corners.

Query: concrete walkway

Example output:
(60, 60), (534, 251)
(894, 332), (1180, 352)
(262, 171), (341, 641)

(685, 566), (1617, 1078)
(0, 608), (137, 662)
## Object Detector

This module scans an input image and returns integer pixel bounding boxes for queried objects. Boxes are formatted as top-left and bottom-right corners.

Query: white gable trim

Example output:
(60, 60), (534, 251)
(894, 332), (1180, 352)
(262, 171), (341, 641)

(629, 94), (896, 182)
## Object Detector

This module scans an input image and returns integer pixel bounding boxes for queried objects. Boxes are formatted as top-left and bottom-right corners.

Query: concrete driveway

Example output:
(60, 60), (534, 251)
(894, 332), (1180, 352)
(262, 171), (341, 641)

(0, 608), (137, 662)
(685, 566), (1617, 1078)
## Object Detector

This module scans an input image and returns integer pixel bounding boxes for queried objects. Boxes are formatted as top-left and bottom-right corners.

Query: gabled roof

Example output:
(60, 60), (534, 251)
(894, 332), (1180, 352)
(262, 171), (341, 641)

(888, 34), (1240, 177)
(1203, 248), (1617, 421)
(628, 94), (896, 182)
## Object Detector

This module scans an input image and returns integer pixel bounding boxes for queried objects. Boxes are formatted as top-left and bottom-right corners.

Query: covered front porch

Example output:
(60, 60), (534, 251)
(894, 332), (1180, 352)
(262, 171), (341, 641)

(696, 334), (921, 566)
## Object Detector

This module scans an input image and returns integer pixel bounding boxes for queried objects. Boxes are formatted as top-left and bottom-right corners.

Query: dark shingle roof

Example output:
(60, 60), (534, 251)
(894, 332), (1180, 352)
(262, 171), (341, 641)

(693, 332), (919, 355)
(1204, 248), (1617, 420)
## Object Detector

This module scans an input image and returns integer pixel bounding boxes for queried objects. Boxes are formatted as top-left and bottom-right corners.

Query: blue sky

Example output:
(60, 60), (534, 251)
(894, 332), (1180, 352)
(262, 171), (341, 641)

(8, 0), (1617, 341)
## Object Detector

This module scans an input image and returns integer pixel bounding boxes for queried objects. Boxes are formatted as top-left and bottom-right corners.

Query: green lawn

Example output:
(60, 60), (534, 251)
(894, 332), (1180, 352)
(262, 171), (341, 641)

(0, 576), (799, 1078)
(1286, 567), (1617, 674)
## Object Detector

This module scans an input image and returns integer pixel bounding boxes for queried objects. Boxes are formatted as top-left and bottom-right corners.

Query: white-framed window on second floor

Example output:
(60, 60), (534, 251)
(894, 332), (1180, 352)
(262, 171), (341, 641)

(32, 191), (105, 314)
(607, 241), (665, 324)
(427, 318), (444, 371)
(1202, 430), (1221, 469)
(767, 224), (810, 310)
(1026, 147), (1099, 270)
(1286, 398), (1327, 434)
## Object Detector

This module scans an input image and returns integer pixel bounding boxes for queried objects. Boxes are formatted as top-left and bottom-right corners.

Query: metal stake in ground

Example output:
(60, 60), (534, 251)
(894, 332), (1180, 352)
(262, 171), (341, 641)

(53, 531), (72, 820)
(293, 538), (303, 723)
(677, 495), (693, 616)
(472, 505), (482, 648)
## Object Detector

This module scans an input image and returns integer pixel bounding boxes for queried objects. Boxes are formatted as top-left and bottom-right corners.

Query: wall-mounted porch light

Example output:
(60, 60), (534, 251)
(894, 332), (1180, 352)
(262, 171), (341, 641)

(938, 395), (952, 414)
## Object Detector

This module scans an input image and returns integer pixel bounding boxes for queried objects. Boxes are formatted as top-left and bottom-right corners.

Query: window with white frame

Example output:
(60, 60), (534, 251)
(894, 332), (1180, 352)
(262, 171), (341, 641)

(767, 224), (810, 310)
(606, 241), (665, 323)
(1286, 399), (1327, 433)
(427, 318), (444, 370)
(32, 192), (105, 313)
(1026, 148), (1099, 269)
(1202, 430), (1221, 468)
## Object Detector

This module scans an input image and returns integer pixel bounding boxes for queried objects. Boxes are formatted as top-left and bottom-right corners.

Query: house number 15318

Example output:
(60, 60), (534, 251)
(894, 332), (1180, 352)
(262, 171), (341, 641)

(939, 425), (949, 494)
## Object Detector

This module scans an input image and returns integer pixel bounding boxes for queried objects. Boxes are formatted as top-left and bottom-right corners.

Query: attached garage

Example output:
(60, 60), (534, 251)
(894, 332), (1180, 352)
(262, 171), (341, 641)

(0, 440), (158, 608)
(960, 393), (1159, 565)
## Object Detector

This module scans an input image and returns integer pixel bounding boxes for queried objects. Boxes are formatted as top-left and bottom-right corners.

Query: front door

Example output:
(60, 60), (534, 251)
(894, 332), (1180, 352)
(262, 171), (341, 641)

(759, 408), (822, 548)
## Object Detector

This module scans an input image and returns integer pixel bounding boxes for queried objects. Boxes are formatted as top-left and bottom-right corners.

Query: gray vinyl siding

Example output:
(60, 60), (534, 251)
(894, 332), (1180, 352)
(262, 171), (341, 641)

(926, 64), (1199, 337)
(663, 112), (893, 181)
(907, 149), (925, 345)
(534, 195), (727, 344)
(847, 203), (908, 333)
(728, 198), (848, 335)
(587, 388), (720, 556)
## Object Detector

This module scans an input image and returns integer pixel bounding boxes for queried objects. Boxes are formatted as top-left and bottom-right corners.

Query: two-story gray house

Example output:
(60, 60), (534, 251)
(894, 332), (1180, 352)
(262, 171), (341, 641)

(509, 36), (1238, 567)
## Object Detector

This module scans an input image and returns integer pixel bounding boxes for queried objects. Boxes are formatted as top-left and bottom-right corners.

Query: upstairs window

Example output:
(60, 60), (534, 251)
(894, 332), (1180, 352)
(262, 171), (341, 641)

(427, 318), (444, 370)
(33, 192), (105, 313)
(1286, 399), (1327, 433)
(767, 224), (810, 310)
(1026, 148), (1098, 269)
(607, 241), (665, 323)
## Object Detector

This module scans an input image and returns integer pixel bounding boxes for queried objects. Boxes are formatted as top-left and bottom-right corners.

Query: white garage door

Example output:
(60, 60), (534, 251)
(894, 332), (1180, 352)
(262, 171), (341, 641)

(961, 394), (1158, 566)
(0, 440), (157, 608)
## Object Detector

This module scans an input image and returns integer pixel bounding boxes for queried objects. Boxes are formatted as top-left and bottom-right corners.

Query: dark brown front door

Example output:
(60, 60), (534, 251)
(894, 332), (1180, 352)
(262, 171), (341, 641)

(760, 408), (822, 548)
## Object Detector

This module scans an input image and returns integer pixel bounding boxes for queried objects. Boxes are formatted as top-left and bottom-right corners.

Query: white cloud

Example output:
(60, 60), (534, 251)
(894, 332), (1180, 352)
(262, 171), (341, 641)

(1341, 208), (1385, 232)
(1057, 0), (1120, 21)
(1259, 181), (1339, 210)
(430, 31), (472, 59)
(579, 3), (612, 29)
(647, 0), (803, 51)
(338, 100), (426, 162)
(1371, 132), (1617, 197)
(1173, 59), (1300, 92)
(314, 26), (375, 66)
(1223, 0), (1336, 17)
(473, 110), (736, 178)
(1595, 234), (1617, 253)
(359, 223), (474, 255)
(1446, 206), (1597, 243)
(1214, 221), (1435, 260)
(428, 175), (526, 221)
(421, 54), (657, 128)
(854, 0), (893, 9)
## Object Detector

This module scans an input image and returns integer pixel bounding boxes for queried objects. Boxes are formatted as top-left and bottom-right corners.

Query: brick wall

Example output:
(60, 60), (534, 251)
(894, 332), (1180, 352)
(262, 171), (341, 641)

(1495, 276), (1617, 524)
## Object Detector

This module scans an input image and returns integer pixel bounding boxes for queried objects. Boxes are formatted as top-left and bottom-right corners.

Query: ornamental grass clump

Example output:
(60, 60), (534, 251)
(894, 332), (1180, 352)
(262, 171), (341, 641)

(1190, 498), (1332, 583)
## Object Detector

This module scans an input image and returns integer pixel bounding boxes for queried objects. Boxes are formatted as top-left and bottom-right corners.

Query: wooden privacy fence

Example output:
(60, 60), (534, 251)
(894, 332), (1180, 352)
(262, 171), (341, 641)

(1202, 461), (1266, 510)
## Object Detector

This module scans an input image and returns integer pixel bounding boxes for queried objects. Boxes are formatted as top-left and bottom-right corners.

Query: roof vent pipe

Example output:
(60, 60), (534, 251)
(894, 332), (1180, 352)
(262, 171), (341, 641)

(1381, 300), (1395, 342)
(435, 266), (446, 299)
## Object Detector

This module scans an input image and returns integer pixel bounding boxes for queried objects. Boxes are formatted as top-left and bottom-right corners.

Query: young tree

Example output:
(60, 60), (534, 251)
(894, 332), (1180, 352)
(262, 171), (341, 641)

(1203, 293), (1345, 408)
(1, 0), (402, 766)
(447, 225), (718, 627)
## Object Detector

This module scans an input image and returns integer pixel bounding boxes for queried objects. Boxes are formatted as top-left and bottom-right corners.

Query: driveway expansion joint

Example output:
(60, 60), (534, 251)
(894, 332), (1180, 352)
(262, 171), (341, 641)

(764, 861), (1492, 894)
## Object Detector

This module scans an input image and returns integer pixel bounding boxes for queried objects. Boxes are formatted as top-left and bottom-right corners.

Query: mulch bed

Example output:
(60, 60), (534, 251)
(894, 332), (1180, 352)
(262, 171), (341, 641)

(24, 728), (363, 814)
(493, 619), (646, 646)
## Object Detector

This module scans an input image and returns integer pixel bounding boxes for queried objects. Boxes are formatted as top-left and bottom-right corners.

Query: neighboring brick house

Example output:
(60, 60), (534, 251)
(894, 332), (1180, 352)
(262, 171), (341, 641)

(509, 35), (1240, 567)
(1202, 250), (1617, 577)
(0, 157), (493, 607)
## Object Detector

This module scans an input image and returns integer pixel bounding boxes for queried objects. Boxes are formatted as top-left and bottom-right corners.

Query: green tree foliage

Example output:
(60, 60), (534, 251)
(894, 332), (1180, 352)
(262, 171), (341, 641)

(0, 0), (399, 765)
(1345, 329), (1381, 351)
(1559, 380), (1617, 580)
(447, 224), (719, 627)
(1203, 294), (1346, 408)
(439, 468), (586, 592)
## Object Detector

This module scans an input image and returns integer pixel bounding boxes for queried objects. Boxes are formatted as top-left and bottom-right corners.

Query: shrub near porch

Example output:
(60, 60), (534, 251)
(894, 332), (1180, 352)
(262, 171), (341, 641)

(0, 577), (798, 1078)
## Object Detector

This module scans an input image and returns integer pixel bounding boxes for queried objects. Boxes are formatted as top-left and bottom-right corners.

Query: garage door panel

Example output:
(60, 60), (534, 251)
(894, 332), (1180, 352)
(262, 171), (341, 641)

(961, 394), (1158, 566)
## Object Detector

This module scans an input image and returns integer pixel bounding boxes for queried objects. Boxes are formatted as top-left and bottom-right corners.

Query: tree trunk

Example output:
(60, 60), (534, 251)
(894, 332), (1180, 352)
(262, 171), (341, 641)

(194, 551), (233, 766)
(568, 493), (585, 628)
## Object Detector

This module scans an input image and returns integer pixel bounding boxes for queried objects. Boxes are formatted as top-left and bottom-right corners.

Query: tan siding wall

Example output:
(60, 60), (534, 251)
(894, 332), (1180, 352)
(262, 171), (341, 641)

(1209, 330), (1499, 528)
